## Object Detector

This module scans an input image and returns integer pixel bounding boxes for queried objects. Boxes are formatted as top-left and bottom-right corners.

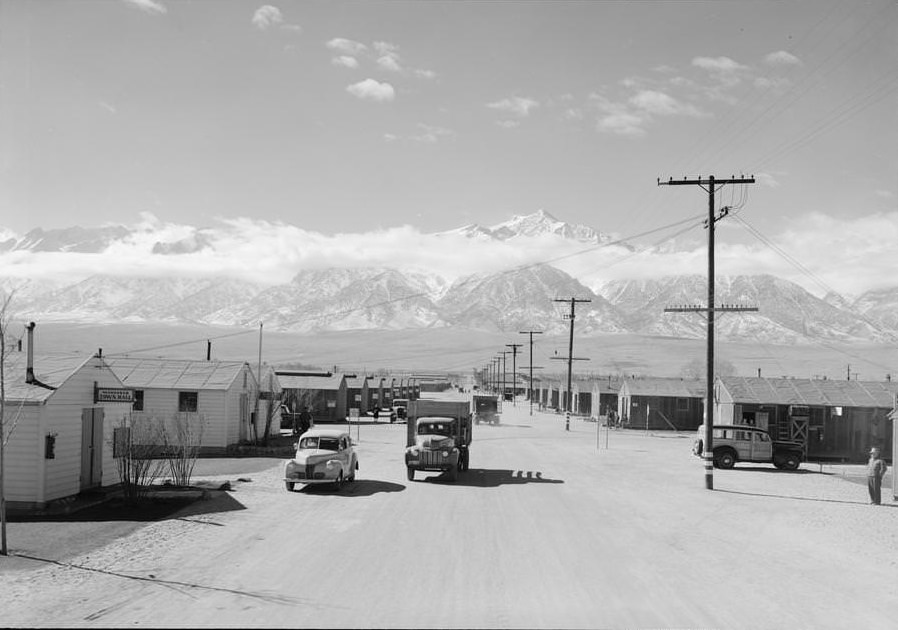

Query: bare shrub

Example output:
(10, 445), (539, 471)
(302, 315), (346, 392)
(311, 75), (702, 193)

(160, 413), (205, 487)
(111, 415), (166, 505)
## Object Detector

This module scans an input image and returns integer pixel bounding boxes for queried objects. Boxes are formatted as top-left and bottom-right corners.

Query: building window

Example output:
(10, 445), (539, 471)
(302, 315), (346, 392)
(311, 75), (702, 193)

(179, 391), (198, 413)
(677, 397), (689, 411)
(133, 390), (144, 412)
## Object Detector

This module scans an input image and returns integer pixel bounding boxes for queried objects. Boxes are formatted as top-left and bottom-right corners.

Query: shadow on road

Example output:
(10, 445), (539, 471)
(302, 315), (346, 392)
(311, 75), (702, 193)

(299, 479), (406, 497)
(424, 468), (564, 487)
(715, 488), (898, 507)
(732, 466), (814, 474)
(12, 491), (248, 523)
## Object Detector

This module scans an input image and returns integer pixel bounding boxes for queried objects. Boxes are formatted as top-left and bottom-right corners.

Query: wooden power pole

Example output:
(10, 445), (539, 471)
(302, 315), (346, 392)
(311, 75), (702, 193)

(519, 330), (543, 415)
(552, 298), (591, 414)
(659, 174), (756, 490)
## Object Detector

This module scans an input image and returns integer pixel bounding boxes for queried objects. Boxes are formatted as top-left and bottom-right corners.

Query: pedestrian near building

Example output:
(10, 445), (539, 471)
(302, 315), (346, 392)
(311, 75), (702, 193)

(867, 447), (888, 505)
(299, 407), (313, 436)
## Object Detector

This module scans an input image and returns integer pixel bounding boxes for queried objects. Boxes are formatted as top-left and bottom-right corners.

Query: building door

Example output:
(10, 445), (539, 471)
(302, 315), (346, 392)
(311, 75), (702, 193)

(80, 408), (104, 490)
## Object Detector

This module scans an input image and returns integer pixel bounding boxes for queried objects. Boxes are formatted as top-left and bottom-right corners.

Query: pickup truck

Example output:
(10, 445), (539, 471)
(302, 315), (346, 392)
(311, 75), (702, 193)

(693, 424), (804, 470)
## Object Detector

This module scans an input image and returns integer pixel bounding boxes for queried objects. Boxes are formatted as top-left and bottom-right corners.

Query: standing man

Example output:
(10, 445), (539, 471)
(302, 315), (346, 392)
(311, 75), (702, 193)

(299, 406), (313, 437)
(867, 447), (888, 505)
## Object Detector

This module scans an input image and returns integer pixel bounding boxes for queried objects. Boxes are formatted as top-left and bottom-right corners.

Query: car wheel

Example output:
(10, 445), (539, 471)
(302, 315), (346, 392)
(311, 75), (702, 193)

(285, 482), (295, 492)
(407, 467), (415, 481)
(783, 454), (801, 470)
(716, 450), (736, 469)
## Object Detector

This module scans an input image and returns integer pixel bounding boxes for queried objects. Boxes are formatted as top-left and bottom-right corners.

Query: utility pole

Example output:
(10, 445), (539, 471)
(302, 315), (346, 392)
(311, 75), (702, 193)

(506, 343), (522, 406)
(659, 174), (756, 490)
(498, 351), (510, 403)
(552, 298), (591, 415)
(519, 330), (544, 415)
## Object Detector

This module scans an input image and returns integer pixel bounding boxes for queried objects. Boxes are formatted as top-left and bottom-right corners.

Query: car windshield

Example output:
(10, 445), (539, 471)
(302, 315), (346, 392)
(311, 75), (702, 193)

(418, 422), (453, 436)
(299, 436), (340, 451)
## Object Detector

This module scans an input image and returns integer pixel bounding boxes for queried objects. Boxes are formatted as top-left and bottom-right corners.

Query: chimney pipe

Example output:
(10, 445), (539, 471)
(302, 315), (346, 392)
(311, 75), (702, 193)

(207, 340), (211, 361)
(26, 322), (36, 384)
(25, 322), (56, 391)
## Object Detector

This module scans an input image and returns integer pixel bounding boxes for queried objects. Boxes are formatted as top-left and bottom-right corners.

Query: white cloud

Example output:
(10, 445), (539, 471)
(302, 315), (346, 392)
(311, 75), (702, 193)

(692, 56), (747, 74)
(332, 56), (359, 69)
(98, 101), (118, 114)
(410, 123), (455, 143)
(590, 95), (647, 136)
(692, 56), (748, 92)
(327, 38), (368, 55)
(497, 120), (520, 129)
(764, 50), (802, 66)
(4, 212), (898, 298)
(486, 96), (539, 117)
(252, 5), (283, 29)
(414, 69), (437, 80)
(377, 55), (402, 72)
(123, 0), (167, 15)
(346, 79), (396, 103)
(629, 90), (703, 117)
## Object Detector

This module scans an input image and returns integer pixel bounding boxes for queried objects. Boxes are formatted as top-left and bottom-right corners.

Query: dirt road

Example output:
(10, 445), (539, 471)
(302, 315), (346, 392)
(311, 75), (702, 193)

(2, 404), (896, 628)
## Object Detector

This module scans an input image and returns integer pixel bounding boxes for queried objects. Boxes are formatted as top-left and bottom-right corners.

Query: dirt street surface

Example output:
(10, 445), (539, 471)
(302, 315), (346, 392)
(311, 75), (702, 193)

(2, 401), (896, 629)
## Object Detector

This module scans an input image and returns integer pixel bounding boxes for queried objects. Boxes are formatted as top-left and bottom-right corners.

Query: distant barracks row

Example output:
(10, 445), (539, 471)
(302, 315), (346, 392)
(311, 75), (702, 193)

(501, 374), (896, 464)
(3, 334), (896, 512)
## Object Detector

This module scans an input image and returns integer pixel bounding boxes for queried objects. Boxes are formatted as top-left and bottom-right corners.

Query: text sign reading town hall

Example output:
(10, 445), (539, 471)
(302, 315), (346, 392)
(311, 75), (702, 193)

(94, 386), (134, 403)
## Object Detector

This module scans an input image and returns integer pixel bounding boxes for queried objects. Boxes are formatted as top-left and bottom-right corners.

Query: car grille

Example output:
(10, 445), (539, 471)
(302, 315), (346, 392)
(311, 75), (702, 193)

(421, 450), (444, 466)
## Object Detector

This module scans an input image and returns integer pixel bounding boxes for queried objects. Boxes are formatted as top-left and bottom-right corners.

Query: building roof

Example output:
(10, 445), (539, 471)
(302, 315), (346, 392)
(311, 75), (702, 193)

(620, 377), (706, 398)
(2, 353), (114, 403)
(344, 375), (368, 389)
(105, 357), (250, 390)
(719, 376), (898, 408)
(278, 373), (345, 391)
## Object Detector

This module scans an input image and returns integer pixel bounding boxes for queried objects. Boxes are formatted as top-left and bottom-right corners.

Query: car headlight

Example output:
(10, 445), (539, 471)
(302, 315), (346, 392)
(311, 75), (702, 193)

(326, 460), (336, 469)
(442, 450), (449, 457)
(410, 448), (419, 456)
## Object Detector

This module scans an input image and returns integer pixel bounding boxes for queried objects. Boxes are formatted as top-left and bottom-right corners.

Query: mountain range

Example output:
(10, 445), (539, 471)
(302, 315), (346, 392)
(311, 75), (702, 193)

(2, 210), (897, 345)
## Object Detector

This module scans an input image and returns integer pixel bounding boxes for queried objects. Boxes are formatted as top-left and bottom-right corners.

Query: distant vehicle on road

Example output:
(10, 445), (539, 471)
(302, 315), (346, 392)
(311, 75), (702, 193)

(284, 429), (358, 491)
(392, 398), (409, 422)
(693, 424), (803, 470)
(472, 394), (500, 425)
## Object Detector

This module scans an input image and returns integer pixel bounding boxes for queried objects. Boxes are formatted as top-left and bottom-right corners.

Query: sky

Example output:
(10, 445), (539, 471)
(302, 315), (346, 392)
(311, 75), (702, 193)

(1, 0), (897, 297)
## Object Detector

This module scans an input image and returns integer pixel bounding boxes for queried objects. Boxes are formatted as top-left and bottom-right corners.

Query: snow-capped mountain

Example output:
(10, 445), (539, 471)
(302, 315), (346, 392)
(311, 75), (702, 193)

(437, 209), (620, 245)
(3, 212), (898, 344)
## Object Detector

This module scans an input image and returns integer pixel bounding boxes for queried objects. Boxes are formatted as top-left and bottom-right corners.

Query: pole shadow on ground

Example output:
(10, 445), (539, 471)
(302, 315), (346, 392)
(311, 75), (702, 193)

(422, 469), (564, 487)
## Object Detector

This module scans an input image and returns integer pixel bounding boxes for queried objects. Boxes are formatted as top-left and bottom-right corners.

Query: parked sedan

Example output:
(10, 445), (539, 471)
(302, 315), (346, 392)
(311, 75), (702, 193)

(284, 429), (358, 491)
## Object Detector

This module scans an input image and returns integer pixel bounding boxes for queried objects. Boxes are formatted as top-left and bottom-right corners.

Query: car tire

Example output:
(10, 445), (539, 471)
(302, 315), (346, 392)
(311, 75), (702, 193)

(285, 482), (295, 492)
(716, 450), (736, 469)
(782, 453), (801, 471)
(407, 467), (415, 481)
